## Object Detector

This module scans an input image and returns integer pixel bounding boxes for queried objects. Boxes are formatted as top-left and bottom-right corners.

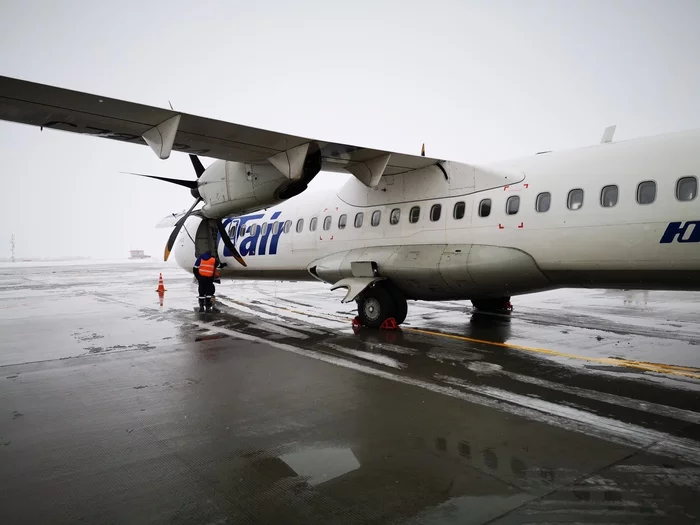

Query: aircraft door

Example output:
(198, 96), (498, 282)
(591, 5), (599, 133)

(195, 219), (218, 258)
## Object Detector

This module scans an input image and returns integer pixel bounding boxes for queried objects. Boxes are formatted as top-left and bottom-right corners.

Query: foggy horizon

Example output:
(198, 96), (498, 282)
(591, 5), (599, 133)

(2, 0), (699, 259)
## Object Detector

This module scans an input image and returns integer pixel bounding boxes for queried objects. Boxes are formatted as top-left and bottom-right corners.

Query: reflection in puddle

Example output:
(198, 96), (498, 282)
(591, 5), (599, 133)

(280, 447), (360, 486)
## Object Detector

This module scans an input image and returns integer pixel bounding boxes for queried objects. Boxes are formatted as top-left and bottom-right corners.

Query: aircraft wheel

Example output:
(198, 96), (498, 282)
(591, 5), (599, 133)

(385, 283), (408, 325)
(471, 297), (512, 312)
(357, 286), (396, 328)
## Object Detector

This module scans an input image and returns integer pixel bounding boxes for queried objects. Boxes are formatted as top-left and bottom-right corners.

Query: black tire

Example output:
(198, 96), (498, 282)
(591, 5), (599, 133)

(394, 298), (408, 325)
(471, 297), (511, 312)
(387, 285), (408, 325)
(357, 286), (396, 328)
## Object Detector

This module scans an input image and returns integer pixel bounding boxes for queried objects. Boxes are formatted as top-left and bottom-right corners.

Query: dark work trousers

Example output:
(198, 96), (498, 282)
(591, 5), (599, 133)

(197, 277), (216, 308)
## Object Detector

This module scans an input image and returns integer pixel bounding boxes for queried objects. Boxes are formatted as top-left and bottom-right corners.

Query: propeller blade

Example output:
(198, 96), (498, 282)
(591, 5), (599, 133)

(164, 198), (201, 261)
(190, 155), (205, 178)
(122, 172), (197, 189)
(215, 219), (247, 267)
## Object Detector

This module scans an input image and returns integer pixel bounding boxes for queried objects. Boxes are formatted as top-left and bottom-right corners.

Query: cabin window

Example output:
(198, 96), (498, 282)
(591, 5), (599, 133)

(338, 214), (347, 229)
(409, 206), (420, 223)
(284, 220), (292, 234)
(354, 212), (364, 228)
(295, 218), (304, 233)
(567, 189), (584, 210)
(601, 185), (618, 207)
(636, 181), (656, 205)
(273, 222), (281, 235)
(262, 222), (269, 236)
(309, 217), (318, 231)
(676, 176), (697, 201)
(479, 199), (491, 217)
(371, 210), (381, 226)
(506, 196), (520, 215)
(251, 224), (259, 236)
(453, 201), (465, 219)
(323, 215), (332, 230)
(430, 204), (442, 221)
(535, 192), (550, 212)
(390, 208), (401, 225)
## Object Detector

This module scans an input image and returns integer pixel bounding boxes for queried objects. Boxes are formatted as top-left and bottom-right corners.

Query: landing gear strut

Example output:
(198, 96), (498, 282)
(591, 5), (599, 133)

(356, 282), (408, 328)
(471, 297), (512, 313)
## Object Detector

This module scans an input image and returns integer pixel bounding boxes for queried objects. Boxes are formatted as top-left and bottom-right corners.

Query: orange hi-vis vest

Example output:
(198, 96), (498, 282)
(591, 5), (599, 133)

(198, 257), (216, 278)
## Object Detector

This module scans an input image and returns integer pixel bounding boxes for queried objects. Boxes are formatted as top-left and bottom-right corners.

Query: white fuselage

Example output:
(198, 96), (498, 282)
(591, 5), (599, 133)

(174, 129), (700, 300)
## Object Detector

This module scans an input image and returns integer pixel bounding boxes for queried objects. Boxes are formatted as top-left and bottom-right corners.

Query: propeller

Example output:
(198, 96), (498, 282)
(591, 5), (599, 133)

(126, 154), (247, 266)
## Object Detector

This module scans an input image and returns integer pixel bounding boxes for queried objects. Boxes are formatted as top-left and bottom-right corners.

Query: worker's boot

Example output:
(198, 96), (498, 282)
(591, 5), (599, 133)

(205, 297), (212, 313)
(198, 298), (205, 313)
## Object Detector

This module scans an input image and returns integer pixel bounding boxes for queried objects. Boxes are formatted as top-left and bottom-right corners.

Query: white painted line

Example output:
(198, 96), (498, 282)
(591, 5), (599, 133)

(193, 321), (700, 465)
(499, 369), (700, 425)
(436, 374), (700, 465)
(320, 342), (406, 369)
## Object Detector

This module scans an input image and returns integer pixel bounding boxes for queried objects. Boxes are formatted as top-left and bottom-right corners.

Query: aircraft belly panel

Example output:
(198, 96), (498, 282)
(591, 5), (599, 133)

(312, 244), (552, 301)
(438, 245), (474, 291)
(465, 245), (551, 297)
(382, 246), (451, 299)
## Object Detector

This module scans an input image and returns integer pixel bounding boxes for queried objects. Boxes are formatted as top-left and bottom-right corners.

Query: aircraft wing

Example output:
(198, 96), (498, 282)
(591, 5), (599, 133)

(0, 75), (441, 177)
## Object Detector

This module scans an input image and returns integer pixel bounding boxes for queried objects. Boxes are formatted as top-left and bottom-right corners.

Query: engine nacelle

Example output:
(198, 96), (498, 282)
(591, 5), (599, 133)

(197, 143), (321, 219)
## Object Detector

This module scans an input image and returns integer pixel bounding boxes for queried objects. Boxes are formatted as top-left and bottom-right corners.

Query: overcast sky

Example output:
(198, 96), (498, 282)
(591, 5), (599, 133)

(1, 0), (699, 260)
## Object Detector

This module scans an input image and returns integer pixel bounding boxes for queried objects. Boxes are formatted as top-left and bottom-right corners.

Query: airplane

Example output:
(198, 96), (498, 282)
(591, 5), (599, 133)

(1, 75), (699, 328)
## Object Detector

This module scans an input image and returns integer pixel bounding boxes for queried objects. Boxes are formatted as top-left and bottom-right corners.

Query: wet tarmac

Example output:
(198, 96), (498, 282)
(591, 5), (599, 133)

(1, 260), (699, 524)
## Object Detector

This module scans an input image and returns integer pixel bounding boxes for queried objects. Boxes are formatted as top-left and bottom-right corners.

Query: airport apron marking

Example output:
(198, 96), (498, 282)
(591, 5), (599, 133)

(405, 328), (700, 380)
(215, 296), (699, 380)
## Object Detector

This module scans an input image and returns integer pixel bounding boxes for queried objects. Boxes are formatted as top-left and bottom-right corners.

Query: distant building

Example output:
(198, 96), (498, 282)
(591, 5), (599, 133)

(129, 249), (151, 259)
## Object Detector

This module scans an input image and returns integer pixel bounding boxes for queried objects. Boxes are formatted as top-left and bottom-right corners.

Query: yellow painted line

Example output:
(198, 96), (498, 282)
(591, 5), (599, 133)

(220, 296), (700, 380)
(404, 327), (700, 380)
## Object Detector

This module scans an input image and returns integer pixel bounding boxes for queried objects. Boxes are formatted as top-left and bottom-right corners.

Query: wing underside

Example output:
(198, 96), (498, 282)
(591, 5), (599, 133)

(0, 75), (440, 176)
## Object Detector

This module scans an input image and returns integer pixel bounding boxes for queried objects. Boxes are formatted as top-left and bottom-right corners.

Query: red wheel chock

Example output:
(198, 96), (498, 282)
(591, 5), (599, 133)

(352, 316), (362, 330)
(380, 317), (398, 330)
(505, 301), (513, 311)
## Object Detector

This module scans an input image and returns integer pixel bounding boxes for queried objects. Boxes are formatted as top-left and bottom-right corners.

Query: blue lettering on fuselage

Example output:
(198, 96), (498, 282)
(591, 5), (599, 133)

(659, 220), (700, 243)
(218, 211), (287, 258)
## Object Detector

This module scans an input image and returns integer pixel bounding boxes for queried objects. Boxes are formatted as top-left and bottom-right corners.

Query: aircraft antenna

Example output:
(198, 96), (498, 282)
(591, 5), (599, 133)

(601, 125), (616, 144)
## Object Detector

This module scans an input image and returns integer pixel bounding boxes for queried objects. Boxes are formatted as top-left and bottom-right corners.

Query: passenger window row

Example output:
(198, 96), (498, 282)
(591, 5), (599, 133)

(296, 202), (458, 233)
(243, 220), (292, 236)
(478, 176), (697, 217)
(287, 176), (697, 233)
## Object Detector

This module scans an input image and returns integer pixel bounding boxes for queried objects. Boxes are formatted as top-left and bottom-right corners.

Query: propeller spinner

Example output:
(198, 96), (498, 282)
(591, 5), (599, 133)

(127, 155), (246, 266)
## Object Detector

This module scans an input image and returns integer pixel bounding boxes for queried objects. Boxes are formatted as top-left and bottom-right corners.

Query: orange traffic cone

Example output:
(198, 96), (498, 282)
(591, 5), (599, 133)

(156, 273), (167, 293)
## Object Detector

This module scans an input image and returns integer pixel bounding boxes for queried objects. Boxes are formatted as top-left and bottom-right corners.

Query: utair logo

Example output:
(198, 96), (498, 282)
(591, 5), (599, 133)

(218, 211), (286, 257)
(659, 220), (700, 243)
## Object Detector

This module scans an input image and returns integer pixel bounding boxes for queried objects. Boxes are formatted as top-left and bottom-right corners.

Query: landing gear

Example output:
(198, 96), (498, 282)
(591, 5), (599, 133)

(471, 297), (512, 313)
(356, 282), (408, 328)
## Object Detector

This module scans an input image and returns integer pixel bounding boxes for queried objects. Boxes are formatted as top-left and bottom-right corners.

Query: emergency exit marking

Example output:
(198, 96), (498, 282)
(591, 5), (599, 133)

(518, 222), (524, 228)
(498, 224), (505, 229)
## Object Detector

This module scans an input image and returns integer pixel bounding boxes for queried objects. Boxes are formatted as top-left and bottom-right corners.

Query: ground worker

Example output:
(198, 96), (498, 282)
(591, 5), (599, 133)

(192, 251), (226, 313)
